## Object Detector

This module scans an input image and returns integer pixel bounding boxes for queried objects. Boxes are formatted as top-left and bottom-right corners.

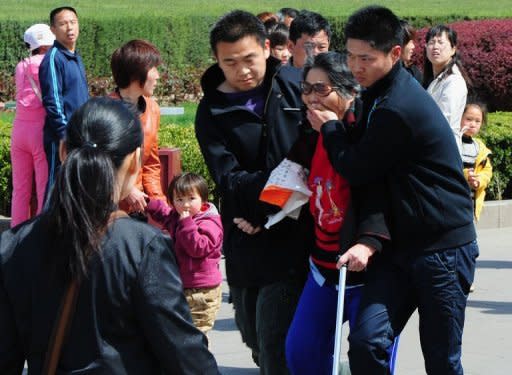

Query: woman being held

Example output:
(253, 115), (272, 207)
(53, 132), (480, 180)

(424, 25), (470, 151)
(0, 98), (219, 374)
(110, 39), (166, 218)
(10, 24), (55, 227)
(285, 52), (399, 375)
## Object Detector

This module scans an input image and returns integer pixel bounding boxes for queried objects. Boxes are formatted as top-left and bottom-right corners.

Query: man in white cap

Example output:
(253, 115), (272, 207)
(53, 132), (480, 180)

(39, 6), (89, 198)
(10, 24), (55, 227)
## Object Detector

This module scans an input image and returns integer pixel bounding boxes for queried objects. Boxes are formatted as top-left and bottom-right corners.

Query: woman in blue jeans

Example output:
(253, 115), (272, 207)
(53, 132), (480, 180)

(284, 51), (399, 375)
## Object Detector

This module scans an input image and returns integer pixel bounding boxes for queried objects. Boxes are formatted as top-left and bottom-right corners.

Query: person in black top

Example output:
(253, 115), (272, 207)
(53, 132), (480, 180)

(307, 6), (478, 375)
(195, 10), (312, 374)
(0, 98), (219, 374)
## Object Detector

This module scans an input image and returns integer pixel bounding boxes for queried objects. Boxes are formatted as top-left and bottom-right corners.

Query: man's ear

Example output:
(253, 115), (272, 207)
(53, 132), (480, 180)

(58, 139), (67, 163)
(263, 39), (271, 59)
(390, 45), (402, 64)
(287, 40), (295, 55)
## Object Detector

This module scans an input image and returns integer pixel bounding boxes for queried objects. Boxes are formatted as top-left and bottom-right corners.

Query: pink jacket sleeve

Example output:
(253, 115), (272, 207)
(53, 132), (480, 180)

(174, 216), (223, 259)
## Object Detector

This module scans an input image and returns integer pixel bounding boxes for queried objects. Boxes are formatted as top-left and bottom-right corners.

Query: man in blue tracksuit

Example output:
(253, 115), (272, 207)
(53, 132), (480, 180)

(39, 6), (89, 195)
(307, 6), (478, 375)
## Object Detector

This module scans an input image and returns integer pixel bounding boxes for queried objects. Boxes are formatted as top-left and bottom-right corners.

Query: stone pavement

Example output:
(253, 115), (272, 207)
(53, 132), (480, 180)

(209, 227), (512, 375)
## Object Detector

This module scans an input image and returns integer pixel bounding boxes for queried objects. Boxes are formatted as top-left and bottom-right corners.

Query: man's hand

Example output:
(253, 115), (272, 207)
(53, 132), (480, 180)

(336, 243), (376, 272)
(125, 187), (148, 212)
(233, 218), (262, 235)
(306, 107), (339, 132)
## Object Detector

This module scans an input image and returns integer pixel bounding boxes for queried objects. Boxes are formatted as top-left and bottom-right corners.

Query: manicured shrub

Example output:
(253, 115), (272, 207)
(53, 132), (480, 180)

(0, 110), (511, 216)
(413, 19), (512, 111)
(3, 15), (511, 108)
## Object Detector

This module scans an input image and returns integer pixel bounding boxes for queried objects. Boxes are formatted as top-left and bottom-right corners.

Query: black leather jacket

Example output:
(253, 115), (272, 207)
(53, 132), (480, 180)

(0, 217), (219, 374)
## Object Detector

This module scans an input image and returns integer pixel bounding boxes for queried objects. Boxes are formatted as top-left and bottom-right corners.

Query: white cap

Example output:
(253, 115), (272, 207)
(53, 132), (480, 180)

(24, 24), (55, 51)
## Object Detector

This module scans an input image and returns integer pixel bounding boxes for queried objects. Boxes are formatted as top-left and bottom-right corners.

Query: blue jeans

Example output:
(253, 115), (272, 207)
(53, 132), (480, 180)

(285, 271), (399, 375)
(348, 241), (479, 375)
(230, 278), (303, 375)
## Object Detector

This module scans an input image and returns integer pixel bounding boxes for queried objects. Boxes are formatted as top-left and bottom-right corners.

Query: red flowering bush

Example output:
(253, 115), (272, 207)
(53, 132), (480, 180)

(412, 19), (512, 111)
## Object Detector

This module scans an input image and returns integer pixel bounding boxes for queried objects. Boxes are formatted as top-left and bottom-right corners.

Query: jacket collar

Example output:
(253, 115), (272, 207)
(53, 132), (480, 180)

(53, 40), (79, 59)
(363, 62), (401, 101)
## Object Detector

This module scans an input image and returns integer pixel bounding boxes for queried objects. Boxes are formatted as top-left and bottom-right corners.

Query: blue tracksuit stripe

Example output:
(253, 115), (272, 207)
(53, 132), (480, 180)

(49, 47), (67, 126)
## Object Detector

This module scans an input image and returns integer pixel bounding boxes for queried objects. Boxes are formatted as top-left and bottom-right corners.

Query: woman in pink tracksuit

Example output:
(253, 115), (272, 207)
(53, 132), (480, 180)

(10, 24), (55, 227)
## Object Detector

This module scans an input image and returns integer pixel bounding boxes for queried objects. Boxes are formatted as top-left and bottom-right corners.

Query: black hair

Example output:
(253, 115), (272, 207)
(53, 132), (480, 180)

(289, 10), (331, 43)
(464, 97), (488, 126)
(303, 51), (360, 98)
(264, 20), (290, 47)
(400, 19), (416, 46)
(277, 7), (299, 21)
(50, 6), (78, 26)
(210, 10), (267, 55)
(44, 97), (142, 282)
(168, 172), (209, 203)
(344, 5), (403, 53)
(422, 25), (472, 89)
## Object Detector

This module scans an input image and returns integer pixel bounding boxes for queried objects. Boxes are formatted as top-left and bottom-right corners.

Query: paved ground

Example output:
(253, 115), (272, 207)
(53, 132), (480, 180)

(209, 227), (512, 374)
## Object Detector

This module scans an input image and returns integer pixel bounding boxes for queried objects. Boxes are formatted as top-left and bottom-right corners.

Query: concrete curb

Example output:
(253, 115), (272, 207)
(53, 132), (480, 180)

(1, 200), (511, 234)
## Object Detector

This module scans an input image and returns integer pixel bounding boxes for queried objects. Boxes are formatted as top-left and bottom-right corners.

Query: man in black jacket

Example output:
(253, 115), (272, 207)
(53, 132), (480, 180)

(195, 10), (311, 374)
(306, 6), (478, 375)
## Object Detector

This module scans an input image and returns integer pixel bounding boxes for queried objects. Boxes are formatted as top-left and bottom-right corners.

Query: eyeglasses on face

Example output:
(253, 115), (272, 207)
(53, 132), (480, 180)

(301, 81), (339, 97)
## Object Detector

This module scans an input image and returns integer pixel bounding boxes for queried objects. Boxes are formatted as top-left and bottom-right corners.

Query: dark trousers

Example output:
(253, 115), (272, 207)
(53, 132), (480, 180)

(43, 138), (61, 203)
(348, 241), (479, 375)
(230, 278), (303, 375)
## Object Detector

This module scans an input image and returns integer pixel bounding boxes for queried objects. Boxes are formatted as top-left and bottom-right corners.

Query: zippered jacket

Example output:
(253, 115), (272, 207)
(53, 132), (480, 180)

(195, 57), (312, 287)
(321, 63), (476, 256)
(39, 40), (89, 141)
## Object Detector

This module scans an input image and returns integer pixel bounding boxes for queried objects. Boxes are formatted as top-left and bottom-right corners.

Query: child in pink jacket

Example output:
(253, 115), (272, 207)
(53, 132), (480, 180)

(10, 24), (55, 227)
(147, 172), (223, 338)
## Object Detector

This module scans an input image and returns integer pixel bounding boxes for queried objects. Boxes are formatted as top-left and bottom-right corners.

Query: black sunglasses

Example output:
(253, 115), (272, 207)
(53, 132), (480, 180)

(301, 81), (340, 97)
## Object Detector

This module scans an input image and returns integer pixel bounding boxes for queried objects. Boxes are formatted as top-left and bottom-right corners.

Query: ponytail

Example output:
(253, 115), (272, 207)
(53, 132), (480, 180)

(43, 97), (142, 282)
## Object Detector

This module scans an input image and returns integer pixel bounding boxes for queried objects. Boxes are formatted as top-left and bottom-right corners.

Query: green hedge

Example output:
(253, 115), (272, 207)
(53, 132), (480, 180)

(1, 111), (511, 216)
(1, 14), (508, 104)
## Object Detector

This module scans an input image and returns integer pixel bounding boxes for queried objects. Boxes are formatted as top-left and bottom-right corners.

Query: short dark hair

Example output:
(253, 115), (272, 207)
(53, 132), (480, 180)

(168, 172), (209, 203)
(264, 20), (289, 48)
(344, 6), (403, 53)
(277, 7), (299, 21)
(210, 10), (267, 55)
(111, 39), (162, 89)
(303, 51), (360, 98)
(50, 6), (78, 26)
(400, 19), (417, 46)
(464, 98), (488, 126)
(289, 10), (331, 43)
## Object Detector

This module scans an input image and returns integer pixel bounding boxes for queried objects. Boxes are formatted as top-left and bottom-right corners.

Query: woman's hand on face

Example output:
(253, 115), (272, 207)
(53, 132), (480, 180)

(126, 187), (148, 212)
(306, 107), (339, 132)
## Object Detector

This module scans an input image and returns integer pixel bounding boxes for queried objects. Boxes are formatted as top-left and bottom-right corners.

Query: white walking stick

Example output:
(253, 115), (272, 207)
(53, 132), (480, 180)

(332, 264), (348, 375)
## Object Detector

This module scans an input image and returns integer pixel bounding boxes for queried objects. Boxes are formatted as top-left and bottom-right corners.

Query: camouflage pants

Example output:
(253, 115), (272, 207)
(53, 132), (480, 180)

(184, 284), (222, 335)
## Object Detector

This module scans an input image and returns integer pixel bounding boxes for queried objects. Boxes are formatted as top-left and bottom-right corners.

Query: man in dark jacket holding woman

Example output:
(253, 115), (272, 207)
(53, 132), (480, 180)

(195, 10), (312, 374)
(307, 6), (478, 375)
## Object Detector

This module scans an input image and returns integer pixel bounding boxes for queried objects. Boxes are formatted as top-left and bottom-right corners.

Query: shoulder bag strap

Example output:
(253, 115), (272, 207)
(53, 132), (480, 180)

(42, 280), (80, 375)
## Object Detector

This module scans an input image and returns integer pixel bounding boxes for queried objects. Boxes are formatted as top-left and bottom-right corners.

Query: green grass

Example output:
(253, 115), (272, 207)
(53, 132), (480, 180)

(1, 0), (512, 20)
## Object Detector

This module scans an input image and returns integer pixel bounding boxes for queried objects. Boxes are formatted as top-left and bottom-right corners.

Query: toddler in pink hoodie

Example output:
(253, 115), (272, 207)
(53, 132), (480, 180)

(147, 172), (223, 338)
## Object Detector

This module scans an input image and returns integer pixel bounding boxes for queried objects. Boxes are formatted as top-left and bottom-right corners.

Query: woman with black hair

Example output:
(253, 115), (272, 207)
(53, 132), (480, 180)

(424, 25), (470, 151)
(284, 52), (399, 375)
(0, 97), (219, 374)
